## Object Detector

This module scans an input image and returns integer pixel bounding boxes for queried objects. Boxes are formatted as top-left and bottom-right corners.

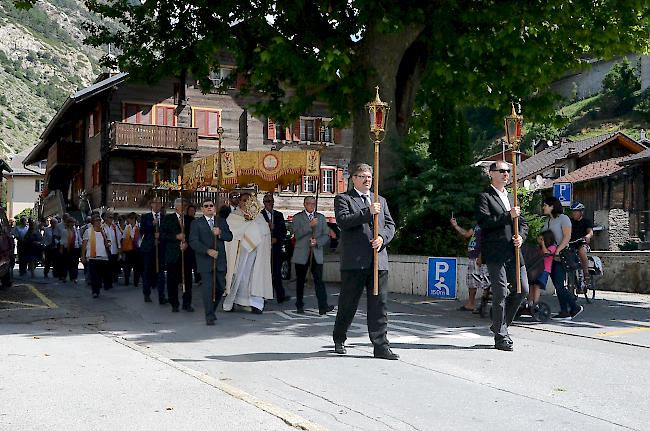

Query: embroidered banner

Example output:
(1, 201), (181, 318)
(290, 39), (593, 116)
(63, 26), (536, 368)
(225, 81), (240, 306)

(182, 150), (320, 191)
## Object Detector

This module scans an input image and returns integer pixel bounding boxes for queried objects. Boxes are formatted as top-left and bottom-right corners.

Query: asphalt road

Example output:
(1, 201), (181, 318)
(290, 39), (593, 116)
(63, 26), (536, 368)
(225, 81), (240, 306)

(1, 270), (649, 431)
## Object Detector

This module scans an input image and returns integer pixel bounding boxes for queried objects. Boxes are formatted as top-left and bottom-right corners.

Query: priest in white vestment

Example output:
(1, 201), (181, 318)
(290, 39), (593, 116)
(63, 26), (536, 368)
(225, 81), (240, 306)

(223, 196), (274, 313)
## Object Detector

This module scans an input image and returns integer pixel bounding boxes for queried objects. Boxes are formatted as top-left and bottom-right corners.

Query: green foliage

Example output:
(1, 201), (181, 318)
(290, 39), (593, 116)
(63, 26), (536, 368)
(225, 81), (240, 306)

(3, 1), (75, 47)
(633, 88), (650, 117)
(619, 240), (639, 251)
(520, 123), (561, 155)
(602, 58), (641, 114)
(427, 98), (472, 168)
(14, 207), (33, 220)
(515, 188), (545, 244)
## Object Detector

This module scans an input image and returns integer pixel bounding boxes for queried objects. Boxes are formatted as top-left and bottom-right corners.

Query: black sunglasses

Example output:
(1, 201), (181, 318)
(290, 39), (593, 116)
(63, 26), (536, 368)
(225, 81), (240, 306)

(203, 204), (214, 208)
(490, 169), (511, 174)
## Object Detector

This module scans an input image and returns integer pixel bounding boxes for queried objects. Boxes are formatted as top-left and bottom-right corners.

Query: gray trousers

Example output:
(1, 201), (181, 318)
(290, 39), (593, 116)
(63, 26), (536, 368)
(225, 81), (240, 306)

(486, 259), (529, 341)
(200, 270), (226, 321)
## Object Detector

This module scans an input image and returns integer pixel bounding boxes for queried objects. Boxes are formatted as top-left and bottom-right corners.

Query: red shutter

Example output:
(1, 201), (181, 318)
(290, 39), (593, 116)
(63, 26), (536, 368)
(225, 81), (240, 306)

(334, 128), (342, 144)
(293, 122), (301, 142)
(268, 118), (276, 140)
(285, 125), (291, 142)
(235, 72), (246, 89)
(134, 160), (147, 183)
(337, 169), (345, 193)
(94, 106), (102, 135)
(314, 118), (322, 142)
(195, 110), (207, 135)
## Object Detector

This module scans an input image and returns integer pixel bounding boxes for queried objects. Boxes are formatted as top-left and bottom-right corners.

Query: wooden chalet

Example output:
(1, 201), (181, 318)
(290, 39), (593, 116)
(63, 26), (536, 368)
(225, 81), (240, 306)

(25, 69), (352, 218)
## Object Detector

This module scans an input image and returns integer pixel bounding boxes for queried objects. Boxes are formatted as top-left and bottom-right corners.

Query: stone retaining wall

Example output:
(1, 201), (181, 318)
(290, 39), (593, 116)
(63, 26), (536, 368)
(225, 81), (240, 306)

(322, 252), (649, 298)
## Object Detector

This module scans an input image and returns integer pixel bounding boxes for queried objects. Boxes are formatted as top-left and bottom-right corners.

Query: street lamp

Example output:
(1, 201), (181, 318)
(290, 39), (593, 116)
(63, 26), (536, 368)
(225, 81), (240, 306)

(503, 102), (523, 293)
(365, 86), (390, 295)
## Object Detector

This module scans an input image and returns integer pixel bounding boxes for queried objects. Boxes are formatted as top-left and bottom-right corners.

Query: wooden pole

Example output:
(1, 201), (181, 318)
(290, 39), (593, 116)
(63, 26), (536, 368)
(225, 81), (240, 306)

(213, 129), (223, 302)
(373, 138), (380, 296)
(511, 150), (521, 294)
(180, 149), (186, 295)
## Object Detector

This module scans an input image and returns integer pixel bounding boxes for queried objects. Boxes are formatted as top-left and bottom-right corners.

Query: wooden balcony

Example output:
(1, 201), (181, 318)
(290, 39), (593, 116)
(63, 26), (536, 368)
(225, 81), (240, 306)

(109, 182), (227, 210)
(110, 122), (198, 153)
(46, 141), (82, 172)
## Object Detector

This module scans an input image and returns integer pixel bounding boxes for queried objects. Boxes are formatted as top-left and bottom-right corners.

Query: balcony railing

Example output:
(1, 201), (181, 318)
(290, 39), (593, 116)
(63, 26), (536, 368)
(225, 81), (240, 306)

(46, 141), (82, 171)
(109, 183), (227, 210)
(110, 122), (198, 153)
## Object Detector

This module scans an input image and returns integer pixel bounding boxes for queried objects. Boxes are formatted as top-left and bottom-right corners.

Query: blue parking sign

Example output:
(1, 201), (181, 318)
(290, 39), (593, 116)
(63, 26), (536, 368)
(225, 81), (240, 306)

(553, 182), (572, 207)
(427, 257), (457, 299)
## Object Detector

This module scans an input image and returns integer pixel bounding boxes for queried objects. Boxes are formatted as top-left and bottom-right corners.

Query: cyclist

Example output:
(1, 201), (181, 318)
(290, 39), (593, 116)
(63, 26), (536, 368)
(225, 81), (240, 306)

(569, 202), (594, 293)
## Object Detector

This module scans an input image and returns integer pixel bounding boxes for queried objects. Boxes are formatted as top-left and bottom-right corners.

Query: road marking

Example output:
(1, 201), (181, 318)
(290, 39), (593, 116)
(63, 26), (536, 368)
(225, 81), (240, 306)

(25, 284), (58, 309)
(597, 327), (650, 337)
(106, 333), (329, 431)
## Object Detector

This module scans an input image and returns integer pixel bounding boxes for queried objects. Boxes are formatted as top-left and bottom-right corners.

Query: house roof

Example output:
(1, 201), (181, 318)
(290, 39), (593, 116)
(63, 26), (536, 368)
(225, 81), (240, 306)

(618, 147), (650, 166)
(24, 72), (129, 166)
(541, 154), (637, 189)
(516, 131), (644, 180)
(5, 147), (45, 176)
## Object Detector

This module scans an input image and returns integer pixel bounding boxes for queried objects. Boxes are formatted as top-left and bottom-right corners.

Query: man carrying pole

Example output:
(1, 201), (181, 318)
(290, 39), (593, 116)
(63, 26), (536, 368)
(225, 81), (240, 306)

(140, 197), (166, 304)
(161, 198), (193, 313)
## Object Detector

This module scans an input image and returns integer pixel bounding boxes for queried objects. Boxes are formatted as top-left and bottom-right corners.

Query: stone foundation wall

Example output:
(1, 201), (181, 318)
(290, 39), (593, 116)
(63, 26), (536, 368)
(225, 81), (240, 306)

(322, 251), (650, 297)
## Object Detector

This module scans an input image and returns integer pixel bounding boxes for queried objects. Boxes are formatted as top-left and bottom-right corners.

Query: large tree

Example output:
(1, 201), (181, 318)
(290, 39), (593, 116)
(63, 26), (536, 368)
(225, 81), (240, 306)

(47, 0), (650, 182)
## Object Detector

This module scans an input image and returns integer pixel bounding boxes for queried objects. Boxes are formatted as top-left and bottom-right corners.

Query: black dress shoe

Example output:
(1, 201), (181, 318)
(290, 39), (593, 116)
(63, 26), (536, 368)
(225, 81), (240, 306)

(296, 306), (305, 314)
(495, 340), (514, 351)
(251, 307), (263, 314)
(374, 348), (399, 360)
(319, 305), (335, 315)
(171, 305), (180, 312)
(159, 298), (169, 305)
(334, 342), (346, 354)
(206, 319), (215, 326)
(144, 296), (152, 303)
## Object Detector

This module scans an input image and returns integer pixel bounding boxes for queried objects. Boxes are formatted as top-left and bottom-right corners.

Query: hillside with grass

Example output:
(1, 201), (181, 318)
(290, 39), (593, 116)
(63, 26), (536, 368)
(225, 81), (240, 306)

(0, 0), (106, 157)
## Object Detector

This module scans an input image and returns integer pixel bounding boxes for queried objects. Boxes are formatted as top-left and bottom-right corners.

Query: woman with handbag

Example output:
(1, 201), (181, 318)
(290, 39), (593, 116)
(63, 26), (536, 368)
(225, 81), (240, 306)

(81, 214), (113, 298)
(541, 196), (583, 320)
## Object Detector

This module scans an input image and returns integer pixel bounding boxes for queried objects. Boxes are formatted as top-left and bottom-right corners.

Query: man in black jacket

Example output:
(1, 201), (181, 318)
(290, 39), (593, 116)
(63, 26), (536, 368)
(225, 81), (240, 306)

(140, 198), (166, 304)
(161, 198), (194, 313)
(475, 161), (529, 351)
(189, 199), (233, 325)
(261, 193), (290, 303)
(332, 163), (397, 360)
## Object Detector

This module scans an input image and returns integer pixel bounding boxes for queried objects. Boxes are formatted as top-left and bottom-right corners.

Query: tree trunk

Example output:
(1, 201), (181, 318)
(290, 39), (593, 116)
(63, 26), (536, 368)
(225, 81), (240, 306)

(351, 24), (426, 189)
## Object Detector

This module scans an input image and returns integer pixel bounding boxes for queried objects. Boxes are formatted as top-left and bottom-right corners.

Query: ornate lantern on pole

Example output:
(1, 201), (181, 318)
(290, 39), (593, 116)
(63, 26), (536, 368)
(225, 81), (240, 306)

(152, 161), (161, 188)
(213, 126), (225, 302)
(365, 86), (390, 295)
(504, 102), (524, 293)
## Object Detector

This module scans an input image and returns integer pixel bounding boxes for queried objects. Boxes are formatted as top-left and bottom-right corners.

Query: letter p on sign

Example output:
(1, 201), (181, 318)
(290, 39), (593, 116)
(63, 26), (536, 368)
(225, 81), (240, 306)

(435, 261), (449, 280)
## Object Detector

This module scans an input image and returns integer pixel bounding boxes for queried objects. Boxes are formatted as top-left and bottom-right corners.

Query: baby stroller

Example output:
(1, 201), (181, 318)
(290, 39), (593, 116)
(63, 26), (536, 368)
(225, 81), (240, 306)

(478, 244), (552, 322)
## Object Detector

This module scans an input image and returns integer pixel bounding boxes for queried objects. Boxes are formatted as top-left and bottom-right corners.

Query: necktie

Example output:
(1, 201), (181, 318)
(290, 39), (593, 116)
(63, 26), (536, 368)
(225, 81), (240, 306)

(362, 194), (371, 207)
(208, 218), (214, 229)
(308, 213), (314, 221)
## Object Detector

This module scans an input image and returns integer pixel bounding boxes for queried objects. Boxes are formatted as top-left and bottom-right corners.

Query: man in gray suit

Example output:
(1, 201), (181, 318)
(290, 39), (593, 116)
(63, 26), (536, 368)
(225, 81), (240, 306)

(188, 199), (233, 325)
(292, 196), (335, 315)
(332, 163), (398, 360)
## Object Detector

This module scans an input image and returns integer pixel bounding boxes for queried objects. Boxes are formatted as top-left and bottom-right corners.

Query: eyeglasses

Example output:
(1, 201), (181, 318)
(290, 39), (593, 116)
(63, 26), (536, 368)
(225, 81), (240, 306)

(203, 204), (214, 208)
(490, 169), (511, 174)
(353, 174), (372, 180)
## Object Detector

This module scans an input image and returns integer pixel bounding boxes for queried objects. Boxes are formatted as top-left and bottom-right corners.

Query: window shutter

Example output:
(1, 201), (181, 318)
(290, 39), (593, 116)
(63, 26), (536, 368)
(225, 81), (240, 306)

(134, 160), (147, 183)
(293, 122), (301, 142)
(94, 105), (102, 135)
(208, 111), (219, 135)
(337, 168), (346, 193)
(314, 118), (322, 142)
(285, 125), (291, 142)
(125, 104), (138, 124)
(267, 118), (276, 140)
(156, 107), (164, 125)
(140, 105), (152, 124)
(334, 128), (342, 144)
(195, 110), (207, 135)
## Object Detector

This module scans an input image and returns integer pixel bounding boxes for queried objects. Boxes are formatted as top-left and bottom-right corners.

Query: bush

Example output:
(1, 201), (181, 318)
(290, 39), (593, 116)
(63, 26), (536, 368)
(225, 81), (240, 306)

(633, 88), (650, 116)
(619, 240), (639, 251)
(602, 58), (640, 114)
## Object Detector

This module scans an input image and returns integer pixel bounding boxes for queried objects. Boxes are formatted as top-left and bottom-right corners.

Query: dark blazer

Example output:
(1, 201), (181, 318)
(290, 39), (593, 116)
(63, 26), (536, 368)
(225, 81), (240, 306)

(335, 190), (395, 271)
(188, 216), (233, 273)
(161, 213), (193, 264)
(139, 211), (164, 253)
(261, 209), (286, 251)
(475, 186), (528, 265)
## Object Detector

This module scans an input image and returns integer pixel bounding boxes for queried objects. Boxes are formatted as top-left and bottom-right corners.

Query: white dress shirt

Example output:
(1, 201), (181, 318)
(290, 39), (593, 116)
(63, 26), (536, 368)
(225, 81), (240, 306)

(491, 185), (511, 211)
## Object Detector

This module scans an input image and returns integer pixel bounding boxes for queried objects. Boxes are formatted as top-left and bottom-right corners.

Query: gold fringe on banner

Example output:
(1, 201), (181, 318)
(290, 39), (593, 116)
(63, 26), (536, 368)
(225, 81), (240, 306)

(182, 150), (320, 191)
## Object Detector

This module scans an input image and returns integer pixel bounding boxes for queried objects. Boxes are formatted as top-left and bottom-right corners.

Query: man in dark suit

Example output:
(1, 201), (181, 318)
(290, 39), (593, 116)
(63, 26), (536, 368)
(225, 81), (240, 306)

(332, 163), (397, 360)
(261, 192), (290, 303)
(189, 199), (233, 325)
(161, 198), (194, 313)
(475, 160), (529, 352)
(139, 197), (166, 304)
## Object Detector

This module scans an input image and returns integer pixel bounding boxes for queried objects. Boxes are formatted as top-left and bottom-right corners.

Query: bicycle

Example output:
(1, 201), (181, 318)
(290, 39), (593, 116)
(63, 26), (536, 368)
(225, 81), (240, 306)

(563, 238), (603, 304)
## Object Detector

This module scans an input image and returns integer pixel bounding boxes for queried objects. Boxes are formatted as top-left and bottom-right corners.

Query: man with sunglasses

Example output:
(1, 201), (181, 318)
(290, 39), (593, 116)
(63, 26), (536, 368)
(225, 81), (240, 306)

(261, 192), (291, 304)
(189, 199), (233, 325)
(475, 161), (529, 352)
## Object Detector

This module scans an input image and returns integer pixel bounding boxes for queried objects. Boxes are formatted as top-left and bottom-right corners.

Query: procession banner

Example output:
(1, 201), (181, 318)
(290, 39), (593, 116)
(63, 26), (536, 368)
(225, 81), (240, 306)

(183, 150), (320, 191)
